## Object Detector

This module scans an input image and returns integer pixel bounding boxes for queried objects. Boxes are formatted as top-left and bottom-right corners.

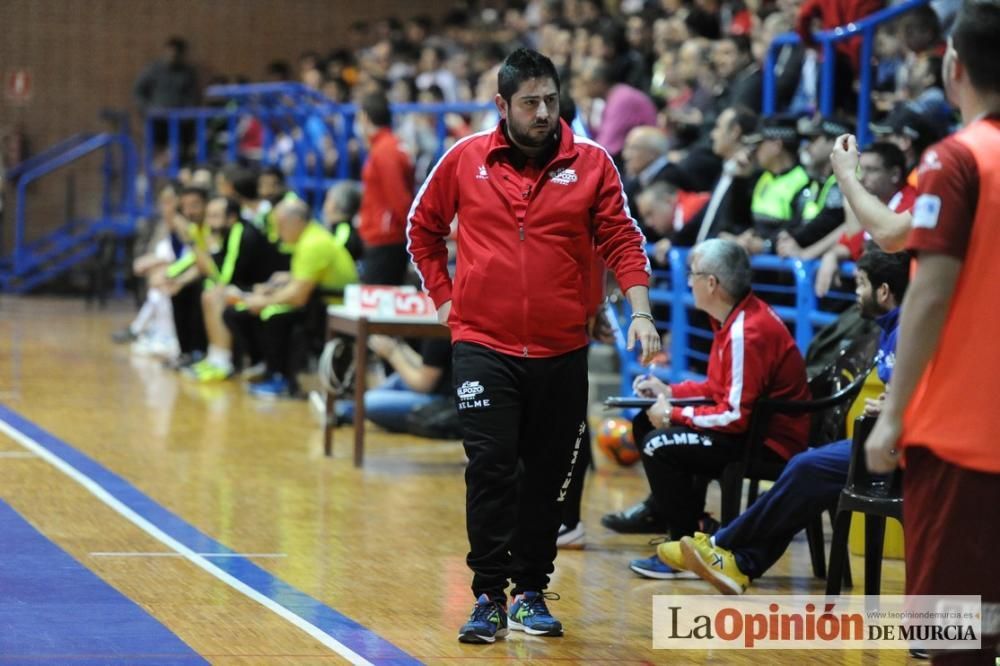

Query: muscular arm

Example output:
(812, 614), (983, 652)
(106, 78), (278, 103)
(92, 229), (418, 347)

(836, 176), (912, 252)
(830, 134), (912, 252)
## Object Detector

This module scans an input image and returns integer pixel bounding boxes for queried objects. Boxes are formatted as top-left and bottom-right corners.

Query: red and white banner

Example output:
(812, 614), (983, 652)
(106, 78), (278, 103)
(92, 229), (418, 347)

(344, 285), (436, 318)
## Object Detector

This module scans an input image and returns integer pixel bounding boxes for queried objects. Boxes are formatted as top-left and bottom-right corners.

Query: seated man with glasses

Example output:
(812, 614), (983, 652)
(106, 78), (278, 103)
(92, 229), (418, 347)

(635, 247), (909, 587)
(602, 239), (810, 574)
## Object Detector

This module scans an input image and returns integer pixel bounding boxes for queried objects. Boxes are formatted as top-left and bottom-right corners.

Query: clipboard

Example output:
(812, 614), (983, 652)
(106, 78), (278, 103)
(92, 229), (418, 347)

(603, 396), (713, 409)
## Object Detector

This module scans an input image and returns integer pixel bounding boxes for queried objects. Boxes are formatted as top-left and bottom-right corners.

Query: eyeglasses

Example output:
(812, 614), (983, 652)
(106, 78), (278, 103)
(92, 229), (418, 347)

(687, 269), (714, 280)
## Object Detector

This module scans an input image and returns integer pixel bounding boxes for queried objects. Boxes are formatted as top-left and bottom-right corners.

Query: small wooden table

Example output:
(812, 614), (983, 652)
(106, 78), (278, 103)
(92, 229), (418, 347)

(324, 305), (450, 466)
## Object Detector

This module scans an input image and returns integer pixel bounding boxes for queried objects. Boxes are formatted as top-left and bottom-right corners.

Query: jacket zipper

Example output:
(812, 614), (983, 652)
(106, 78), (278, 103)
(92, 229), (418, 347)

(519, 201), (528, 357)
(485, 169), (530, 356)
(517, 157), (571, 358)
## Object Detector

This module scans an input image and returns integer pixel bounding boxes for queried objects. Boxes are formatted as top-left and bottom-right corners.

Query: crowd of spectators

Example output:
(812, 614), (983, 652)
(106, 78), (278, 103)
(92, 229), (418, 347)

(133, 0), (957, 280)
(121, 0), (965, 435)
(118, 3), (1000, 653)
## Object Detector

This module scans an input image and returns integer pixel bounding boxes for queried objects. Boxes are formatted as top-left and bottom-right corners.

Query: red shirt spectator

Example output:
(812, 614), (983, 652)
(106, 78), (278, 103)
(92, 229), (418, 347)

(796, 0), (885, 70)
(359, 127), (415, 247)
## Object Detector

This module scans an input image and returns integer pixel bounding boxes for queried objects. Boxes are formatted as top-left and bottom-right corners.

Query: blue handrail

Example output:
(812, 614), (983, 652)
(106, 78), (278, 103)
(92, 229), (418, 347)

(762, 0), (931, 144)
(13, 132), (137, 275)
(6, 133), (97, 181)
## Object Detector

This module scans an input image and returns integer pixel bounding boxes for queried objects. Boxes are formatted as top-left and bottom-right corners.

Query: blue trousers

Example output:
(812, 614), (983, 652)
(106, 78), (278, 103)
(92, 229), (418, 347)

(714, 439), (851, 579)
(337, 374), (439, 433)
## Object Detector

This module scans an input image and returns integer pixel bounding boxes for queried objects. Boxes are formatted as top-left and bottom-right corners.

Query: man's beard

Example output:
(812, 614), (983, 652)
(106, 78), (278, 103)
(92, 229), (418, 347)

(508, 117), (556, 149)
(858, 296), (882, 320)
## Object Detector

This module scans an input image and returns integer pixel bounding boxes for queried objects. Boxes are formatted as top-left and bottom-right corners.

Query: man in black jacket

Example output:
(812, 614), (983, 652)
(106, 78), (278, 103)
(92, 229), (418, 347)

(645, 106), (758, 266)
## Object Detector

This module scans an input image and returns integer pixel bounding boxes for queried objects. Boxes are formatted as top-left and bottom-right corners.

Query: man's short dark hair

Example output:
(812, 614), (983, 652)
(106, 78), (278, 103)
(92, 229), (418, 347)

(865, 141), (908, 182)
(361, 91), (392, 127)
(725, 34), (754, 58)
(857, 248), (911, 303)
(952, 0), (1000, 94)
(267, 60), (292, 81)
(222, 164), (259, 201)
(165, 37), (188, 54)
(179, 185), (208, 201)
(729, 105), (759, 136)
(498, 48), (560, 102)
(260, 165), (285, 184)
(218, 196), (241, 220)
(903, 5), (942, 42)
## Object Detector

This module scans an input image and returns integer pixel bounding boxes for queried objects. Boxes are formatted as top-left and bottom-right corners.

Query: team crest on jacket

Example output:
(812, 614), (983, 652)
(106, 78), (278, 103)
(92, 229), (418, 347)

(548, 168), (578, 185)
(476, 165), (488, 180)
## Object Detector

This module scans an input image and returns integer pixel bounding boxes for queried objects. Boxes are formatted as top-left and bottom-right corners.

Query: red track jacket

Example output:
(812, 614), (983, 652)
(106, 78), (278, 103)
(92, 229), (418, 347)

(669, 293), (810, 460)
(406, 119), (650, 358)
(359, 128), (415, 247)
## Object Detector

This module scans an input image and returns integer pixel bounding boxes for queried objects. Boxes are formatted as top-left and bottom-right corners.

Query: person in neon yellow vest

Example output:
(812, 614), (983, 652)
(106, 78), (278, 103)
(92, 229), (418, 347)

(774, 116), (854, 260)
(223, 194), (358, 398)
(724, 116), (812, 255)
(183, 196), (274, 383)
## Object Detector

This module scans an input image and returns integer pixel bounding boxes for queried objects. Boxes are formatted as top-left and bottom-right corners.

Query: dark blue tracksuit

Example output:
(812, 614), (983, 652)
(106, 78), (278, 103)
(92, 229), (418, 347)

(714, 307), (899, 579)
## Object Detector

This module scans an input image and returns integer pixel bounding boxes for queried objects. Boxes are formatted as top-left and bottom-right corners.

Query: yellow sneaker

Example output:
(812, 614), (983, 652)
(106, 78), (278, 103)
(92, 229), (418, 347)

(195, 363), (233, 383)
(680, 532), (749, 595)
(656, 540), (686, 571)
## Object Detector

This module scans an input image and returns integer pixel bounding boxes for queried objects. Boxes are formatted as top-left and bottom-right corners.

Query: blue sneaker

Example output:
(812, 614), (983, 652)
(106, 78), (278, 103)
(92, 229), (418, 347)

(248, 374), (293, 398)
(629, 554), (699, 580)
(508, 591), (563, 636)
(458, 594), (508, 644)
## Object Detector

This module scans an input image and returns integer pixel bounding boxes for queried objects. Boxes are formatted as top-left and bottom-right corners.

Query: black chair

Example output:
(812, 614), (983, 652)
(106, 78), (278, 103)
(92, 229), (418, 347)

(719, 332), (879, 580)
(825, 414), (903, 595)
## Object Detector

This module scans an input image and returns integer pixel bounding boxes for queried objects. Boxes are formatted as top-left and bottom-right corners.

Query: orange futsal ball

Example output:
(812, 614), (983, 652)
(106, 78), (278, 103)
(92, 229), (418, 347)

(596, 417), (640, 466)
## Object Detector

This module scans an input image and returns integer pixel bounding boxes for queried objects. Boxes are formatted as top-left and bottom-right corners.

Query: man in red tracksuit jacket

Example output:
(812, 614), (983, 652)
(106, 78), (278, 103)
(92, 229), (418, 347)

(407, 48), (658, 644)
(605, 239), (810, 560)
(357, 90), (415, 285)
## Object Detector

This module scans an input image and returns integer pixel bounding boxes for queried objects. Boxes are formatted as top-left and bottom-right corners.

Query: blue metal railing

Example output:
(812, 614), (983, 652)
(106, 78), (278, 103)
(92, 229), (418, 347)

(611, 249), (856, 394)
(4, 122), (138, 291)
(143, 82), (494, 211)
(762, 0), (932, 144)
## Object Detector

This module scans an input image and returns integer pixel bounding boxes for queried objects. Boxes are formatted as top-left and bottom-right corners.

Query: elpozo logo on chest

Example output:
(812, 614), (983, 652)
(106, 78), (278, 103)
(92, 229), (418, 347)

(548, 167), (578, 185)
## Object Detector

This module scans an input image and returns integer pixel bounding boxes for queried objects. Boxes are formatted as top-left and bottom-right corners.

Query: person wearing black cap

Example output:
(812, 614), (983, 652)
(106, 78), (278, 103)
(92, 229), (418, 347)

(870, 102), (948, 183)
(726, 115), (812, 255)
(775, 116), (853, 259)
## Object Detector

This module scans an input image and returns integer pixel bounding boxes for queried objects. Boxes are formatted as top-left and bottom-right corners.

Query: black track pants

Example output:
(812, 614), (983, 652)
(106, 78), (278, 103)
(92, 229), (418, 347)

(453, 342), (588, 600)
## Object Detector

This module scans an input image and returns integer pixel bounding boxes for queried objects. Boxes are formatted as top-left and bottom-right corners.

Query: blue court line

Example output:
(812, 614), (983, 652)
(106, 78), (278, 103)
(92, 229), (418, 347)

(0, 404), (421, 665)
(0, 499), (207, 664)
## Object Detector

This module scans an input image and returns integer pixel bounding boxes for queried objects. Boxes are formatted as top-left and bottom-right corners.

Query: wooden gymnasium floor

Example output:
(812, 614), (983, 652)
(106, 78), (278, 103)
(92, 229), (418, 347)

(0, 296), (917, 665)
